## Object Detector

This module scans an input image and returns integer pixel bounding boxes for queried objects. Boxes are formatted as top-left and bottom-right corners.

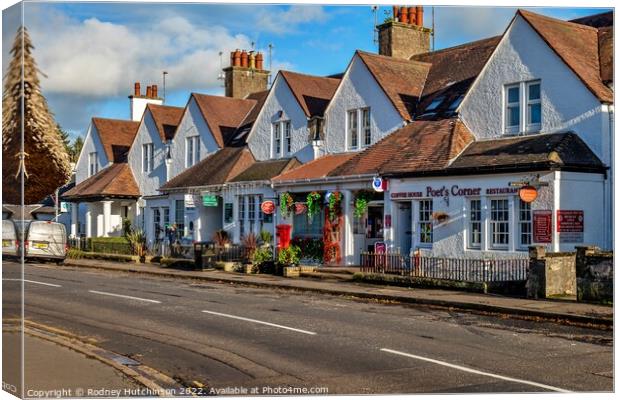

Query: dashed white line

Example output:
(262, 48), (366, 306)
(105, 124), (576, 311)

(202, 310), (316, 335)
(2, 278), (61, 287)
(88, 290), (161, 304)
(380, 348), (571, 393)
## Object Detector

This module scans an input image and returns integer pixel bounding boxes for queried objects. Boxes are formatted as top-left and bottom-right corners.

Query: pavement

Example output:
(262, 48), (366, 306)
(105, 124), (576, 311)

(2, 331), (141, 398)
(2, 260), (614, 393)
(62, 258), (613, 328)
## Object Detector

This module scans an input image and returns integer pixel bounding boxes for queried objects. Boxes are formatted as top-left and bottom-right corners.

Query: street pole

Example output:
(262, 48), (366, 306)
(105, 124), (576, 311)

(162, 71), (168, 103)
(54, 188), (59, 221)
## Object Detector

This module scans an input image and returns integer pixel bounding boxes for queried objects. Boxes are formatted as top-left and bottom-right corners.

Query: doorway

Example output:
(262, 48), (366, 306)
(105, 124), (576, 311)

(397, 201), (412, 256)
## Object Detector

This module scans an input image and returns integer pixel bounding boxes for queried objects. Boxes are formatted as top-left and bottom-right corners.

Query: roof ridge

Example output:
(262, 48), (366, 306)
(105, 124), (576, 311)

(92, 116), (138, 124)
(518, 9), (599, 32)
(357, 49), (432, 67)
(280, 69), (341, 82)
(411, 35), (501, 59)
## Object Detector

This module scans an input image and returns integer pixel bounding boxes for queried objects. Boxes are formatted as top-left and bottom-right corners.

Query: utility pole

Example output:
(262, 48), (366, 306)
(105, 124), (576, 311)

(268, 43), (273, 85)
(162, 71), (168, 103)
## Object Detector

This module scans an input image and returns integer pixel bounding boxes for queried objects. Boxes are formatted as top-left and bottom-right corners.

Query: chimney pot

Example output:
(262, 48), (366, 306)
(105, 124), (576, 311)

(399, 6), (408, 23)
(240, 50), (248, 68)
(408, 7), (416, 25)
(249, 51), (256, 69)
(134, 82), (141, 97)
(230, 51), (235, 66)
(416, 6), (424, 26)
(146, 85), (152, 98)
(256, 52), (264, 70)
(233, 49), (241, 67)
(152, 84), (158, 98)
(393, 6), (399, 20)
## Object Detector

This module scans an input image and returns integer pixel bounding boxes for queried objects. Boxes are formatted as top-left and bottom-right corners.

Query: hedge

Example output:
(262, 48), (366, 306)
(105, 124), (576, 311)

(87, 237), (133, 255)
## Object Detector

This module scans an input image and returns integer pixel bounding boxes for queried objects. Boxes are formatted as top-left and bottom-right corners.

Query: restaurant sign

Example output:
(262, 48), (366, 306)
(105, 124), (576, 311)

(557, 210), (584, 243)
(391, 185), (518, 200)
(533, 210), (552, 243)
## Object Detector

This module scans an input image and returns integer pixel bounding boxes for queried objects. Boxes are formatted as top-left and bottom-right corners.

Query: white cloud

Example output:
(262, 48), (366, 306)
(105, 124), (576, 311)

(433, 7), (515, 48)
(255, 5), (330, 34)
(25, 7), (253, 97)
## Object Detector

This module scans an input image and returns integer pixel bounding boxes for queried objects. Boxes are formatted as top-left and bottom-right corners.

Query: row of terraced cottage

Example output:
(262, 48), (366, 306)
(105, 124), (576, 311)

(62, 7), (614, 266)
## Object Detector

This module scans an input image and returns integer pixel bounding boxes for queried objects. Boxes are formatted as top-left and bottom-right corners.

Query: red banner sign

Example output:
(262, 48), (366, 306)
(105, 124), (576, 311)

(533, 210), (552, 243)
(261, 200), (275, 215)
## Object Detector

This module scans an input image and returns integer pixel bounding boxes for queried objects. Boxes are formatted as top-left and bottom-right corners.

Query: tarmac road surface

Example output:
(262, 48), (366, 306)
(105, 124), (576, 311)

(2, 260), (613, 395)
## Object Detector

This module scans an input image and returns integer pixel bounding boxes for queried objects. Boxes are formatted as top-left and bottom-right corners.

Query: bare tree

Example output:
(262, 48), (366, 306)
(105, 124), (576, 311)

(2, 26), (72, 205)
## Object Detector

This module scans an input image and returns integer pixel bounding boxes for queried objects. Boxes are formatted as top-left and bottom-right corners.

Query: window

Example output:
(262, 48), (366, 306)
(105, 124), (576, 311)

(469, 199), (482, 249)
(293, 208), (324, 237)
(139, 206), (145, 229)
(362, 108), (371, 147)
(448, 95), (464, 111)
(224, 203), (233, 224)
(519, 200), (532, 247)
(426, 96), (445, 112)
(175, 200), (185, 239)
(257, 195), (264, 229)
(162, 207), (169, 229)
(490, 199), (509, 248)
(347, 110), (358, 149)
(88, 152), (98, 176)
(152, 208), (161, 239)
(284, 121), (292, 154)
(505, 84), (520, 134)
(418, 200), (433, 244)
(248, 195), (256, 233)
(238, 196), (245, 238)
(273, 122), (282, 157)
(526, 82), (541, 130)
(186, 136), (199, 167)
(142, 143), (154, 172)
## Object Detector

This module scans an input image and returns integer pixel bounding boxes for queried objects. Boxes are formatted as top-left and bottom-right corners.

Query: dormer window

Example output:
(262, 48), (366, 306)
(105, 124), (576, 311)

(186, 136), (200, 167)
(448, 95), (464, 111)
(142, 143), (154, 172)
(88, 152), (98, 177)
(272, 120), (291, 158)
(426, 96), (445, 112)
(347, 107), (371, 150)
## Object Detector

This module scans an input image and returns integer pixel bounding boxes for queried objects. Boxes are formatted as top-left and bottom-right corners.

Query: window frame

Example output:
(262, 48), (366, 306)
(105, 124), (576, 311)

(284, 121), (292, 155)
(142, 143), (154, 173)
(185, 136), (199, 168)
(526, 81), (541, 132)
(468, 198), (482, 250)
(362, 108), (371, 147)
(273, 122), (282, 158)
(347, 109), (358, 150)
(418, 199), (433, 245)
(504, 83), (521, 135)
(518, 199), (532, 248)
(490, 198), (510, 249)
(88, 152), (98, 177)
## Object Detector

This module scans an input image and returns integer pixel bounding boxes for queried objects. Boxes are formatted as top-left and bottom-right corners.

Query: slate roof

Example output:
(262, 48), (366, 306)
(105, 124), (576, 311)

(410, 36), (501, 119)
(272, 153), (356, 183)
(518, 9), (613, 103)
(448, 132), (606, 174)
(160, 147), (255, 190)
(356, 51), (431, 121)
(146, 104), (184, 142)
(230, 158), (301, 183)
(570, 11), (613, 28)
(63, 164), (140, 200)
(328, 118), (474, 177)
(91, 118), (139, 163)
(279, 71), (341, 117)
(191, 94), (258, 147)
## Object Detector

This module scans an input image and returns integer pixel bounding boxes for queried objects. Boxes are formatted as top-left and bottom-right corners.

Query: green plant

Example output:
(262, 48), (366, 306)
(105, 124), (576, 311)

(242, 232), (258, 261)
(88, 237), (133, 255)
(354, 192), (370, 219)
(280, 192), (294, 217)
(259, 230), (272, 244)
(328, 191), (342, 221)
(122, 218), (132, 237)
(67, 248), (84, 259)
(126, 229), (148, 258)
(213, 230), (230, 247)
(253, 247), (273, 265)
(306, 191), (322, 221)
(278, 245), (301, 266)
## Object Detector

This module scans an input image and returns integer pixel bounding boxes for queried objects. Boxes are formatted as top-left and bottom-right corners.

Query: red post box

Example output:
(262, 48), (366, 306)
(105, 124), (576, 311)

(276, 224), (292, 249)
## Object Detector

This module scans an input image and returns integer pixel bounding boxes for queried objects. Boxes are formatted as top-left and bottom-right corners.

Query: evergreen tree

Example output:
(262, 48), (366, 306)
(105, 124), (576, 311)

(2, 26), (71, 204)
(70, 136), (84, 163)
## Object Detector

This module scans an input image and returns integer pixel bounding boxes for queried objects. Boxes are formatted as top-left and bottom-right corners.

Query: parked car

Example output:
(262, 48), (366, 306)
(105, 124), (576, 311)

(2, 219), (19, 259)
(24, 220), (67, 264)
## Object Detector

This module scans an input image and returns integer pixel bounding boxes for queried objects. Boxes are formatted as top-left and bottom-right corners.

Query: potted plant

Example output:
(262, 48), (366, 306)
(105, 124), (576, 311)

(432, 211), (450, 223)
(306, 191), (322, 221)
(252, 246), (274, 274)
(214, 230), (230, 248)
(242, 233), (258, 273)
(280, 192), (294, 218)
(259, 230), (273, 247)
(327, 191), (342, 221)
(354, 191), (370, 219)
(126, 229), (148, 263)
(277, 245), (301, 277)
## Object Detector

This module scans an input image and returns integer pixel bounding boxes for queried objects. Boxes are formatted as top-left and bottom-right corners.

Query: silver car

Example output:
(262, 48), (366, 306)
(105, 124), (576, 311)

(2, 219), (19, 259)
(25, 221), (67, 264)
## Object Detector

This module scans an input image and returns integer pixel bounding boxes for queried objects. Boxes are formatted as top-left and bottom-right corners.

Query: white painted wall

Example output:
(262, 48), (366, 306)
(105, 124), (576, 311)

(128, 110), (168, 197)
(324, 54), (404, 153)
(221, 184), (276, 243)
(168, 97), (221, 180)
(75, 124), (109, 184)
(130, 97), (162, 122)
(247, 75), (314, 163)
(460, 15), (605, 160)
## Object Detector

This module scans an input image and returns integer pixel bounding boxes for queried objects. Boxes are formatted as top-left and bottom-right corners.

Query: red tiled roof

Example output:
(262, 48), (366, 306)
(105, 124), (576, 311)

(191, 94), (257, 147)
(356, 51), (431, 121)
(598, 26), (613, 84)
(518, 9), (613, 103)
(63, 163), (140, 199)
(280, 71), (340, 117)
(91, 118), (139, 163)
(328, 119), (474, 177)
(230, 158), (301, 183)
(570, 11), (613, 28)
(272, 153), (356, 183)
(146, 104), (184, 142)
(160, 147), (255, 190)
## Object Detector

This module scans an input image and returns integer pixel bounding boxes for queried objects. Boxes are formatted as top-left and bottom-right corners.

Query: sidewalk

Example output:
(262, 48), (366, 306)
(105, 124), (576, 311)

(2, 331), (140, 398)
(63, 258), (613, 328)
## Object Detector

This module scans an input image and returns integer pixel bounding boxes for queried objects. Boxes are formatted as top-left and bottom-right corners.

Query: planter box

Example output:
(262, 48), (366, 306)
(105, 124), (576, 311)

(244, 264), (258, 274)
(299, 265), (318, 273)
(283, 266), (300, 278)
(222, 262), (236, 272)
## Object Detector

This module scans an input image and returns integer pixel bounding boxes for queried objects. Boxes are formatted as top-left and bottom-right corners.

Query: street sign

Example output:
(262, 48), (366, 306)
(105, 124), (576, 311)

(202, 195), (218, 207)
(261, 200), (275, 215)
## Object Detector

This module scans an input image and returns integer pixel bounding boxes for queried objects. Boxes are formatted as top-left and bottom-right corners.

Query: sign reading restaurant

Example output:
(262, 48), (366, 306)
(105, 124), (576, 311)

(390, 185), (518, 199)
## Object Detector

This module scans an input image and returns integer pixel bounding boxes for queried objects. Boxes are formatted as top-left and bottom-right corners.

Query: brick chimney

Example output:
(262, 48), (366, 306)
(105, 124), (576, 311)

(223, 49), (270, 99)
(128, 81), (163, 121)
(378, 5), (431, 59)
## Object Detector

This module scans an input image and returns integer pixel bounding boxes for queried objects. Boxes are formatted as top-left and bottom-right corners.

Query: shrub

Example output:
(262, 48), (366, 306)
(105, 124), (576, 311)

(253, 247), (273, 265)
(242, 232), (258, 262)
(291, 237), (323, 262)
(259, 230), (272, 244)
(214, 230), (230, 247)
(126, 229), (148, 258)
(278, 245), (301, 267)
(67, 248), (84, 259)
(88, 237), (133, 255)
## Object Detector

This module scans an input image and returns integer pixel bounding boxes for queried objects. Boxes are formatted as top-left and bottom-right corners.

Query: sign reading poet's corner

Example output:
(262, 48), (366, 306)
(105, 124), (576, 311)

(557, 210), (584, 243)
(533, 210), (552, 243)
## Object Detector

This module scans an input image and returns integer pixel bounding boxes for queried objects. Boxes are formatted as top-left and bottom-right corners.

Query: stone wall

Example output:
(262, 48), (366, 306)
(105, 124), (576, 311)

(576, 246), (613, 304)
(526, 246), (576, 299)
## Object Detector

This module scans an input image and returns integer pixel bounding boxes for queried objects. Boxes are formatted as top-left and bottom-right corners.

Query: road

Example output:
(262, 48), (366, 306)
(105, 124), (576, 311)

(2, 261), (613, 394)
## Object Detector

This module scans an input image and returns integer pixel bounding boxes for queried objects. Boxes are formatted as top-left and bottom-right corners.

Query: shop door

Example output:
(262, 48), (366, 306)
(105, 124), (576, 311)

(397, 202), (412, 255)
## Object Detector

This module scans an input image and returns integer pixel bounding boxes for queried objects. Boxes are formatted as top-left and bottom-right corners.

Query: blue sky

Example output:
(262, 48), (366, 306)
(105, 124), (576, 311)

(2, 2), (611, 140)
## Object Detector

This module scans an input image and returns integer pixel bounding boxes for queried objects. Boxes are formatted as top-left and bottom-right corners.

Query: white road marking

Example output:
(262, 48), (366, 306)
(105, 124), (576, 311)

(88, 290), (161, 304)
(380, 348), (571, 393)
(2, 278), (61, 288)
(202, 310), (316, 335)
